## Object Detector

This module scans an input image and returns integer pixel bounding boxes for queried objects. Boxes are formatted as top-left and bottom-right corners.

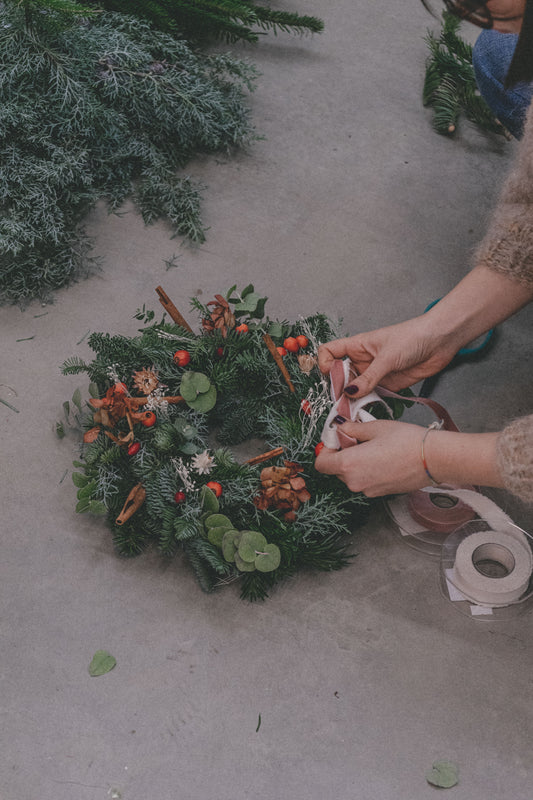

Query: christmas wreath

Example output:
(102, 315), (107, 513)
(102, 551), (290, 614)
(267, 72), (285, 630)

(61, 285), (408, 600)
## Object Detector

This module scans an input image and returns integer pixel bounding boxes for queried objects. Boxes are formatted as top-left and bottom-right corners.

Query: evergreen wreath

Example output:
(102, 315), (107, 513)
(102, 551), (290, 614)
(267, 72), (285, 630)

(61, 285), (409, 601)
(423, 11), (510, 138)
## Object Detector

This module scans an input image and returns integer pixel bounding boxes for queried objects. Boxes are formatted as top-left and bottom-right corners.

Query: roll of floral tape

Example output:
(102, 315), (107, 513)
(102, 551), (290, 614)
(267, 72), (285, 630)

(407, 486), (477, 534)
(452, 530), (532, 606)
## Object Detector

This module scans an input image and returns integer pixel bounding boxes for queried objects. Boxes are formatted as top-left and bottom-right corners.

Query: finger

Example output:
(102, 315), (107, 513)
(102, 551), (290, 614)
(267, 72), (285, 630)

(314, 445), (344, 476)
(339, 420), (382, 442)
(318, 338), (361, 374)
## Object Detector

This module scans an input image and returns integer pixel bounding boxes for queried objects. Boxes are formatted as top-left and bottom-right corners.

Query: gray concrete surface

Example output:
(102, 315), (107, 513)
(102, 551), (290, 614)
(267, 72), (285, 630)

(2, 1), (533, 798)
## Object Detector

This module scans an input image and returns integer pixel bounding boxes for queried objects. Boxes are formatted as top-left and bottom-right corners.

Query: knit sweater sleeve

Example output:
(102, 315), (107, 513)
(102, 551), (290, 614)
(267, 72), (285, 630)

(474, 102), (533, 285)
(496, 414), (533, 503)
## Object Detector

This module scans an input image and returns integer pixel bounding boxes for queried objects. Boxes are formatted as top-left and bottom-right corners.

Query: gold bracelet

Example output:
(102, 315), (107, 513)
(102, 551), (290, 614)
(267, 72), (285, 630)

(421, 420), (443, 487)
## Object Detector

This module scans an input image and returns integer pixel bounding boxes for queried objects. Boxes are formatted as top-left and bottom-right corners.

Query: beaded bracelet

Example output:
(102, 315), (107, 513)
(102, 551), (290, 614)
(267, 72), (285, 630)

(421, 420), (444, 486)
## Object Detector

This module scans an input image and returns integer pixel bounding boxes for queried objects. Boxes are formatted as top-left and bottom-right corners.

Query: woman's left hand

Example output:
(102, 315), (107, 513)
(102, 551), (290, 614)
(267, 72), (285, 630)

(314, 419), (429, 497)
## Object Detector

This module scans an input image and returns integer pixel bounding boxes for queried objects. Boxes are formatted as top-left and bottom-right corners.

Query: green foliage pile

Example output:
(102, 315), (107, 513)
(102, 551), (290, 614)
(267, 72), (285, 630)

(423, 12), (509, 137)
(92, 0), (324, 44)
(0, 1), (257, 304)
(61, 287), (397, 600)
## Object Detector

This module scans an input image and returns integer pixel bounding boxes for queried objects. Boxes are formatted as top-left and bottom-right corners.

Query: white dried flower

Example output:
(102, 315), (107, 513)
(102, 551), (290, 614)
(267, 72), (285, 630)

(191, 450), (214, 475)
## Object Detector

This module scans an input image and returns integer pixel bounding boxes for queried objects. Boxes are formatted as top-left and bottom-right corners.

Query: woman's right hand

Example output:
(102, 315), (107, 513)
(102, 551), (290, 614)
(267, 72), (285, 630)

(318, 314), (460, 397)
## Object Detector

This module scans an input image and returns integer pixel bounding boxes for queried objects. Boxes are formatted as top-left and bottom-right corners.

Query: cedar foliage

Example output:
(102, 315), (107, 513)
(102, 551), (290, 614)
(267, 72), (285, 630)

(0, 0), (257, 304)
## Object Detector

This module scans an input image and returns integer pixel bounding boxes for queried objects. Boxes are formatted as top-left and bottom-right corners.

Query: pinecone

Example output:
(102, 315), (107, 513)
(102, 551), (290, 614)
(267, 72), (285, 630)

(253, 461), (311, 522)
(132, 367), (159, 395)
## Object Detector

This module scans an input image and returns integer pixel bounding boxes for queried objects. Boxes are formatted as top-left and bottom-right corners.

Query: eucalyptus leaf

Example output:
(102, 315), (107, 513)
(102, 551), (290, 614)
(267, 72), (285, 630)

(77, 482), (96, 500)
(200, 485), (219, 513)
(88, 500), (107, 515)
(255, 543), (281, 573)
(76, 498), (90, 513)
(180, 441), (200, 455)
(88, 382), (99, 398)
(55, 422), (65, 439)
(72, 472), (90, 488)
(222, 530), (240, 562)
(267, 322), (284, 339)
(234, 552), (256, 572)
(426, 761), (459, 789)
(63, 400), (70, 420)
(187, 384), (217, 413)
(207, 526), (228, 547)
(88, 650), (117, 677)
(205, 514), (233, 530)
(72, 387), (82, 411)
(238, 531), (267, 562)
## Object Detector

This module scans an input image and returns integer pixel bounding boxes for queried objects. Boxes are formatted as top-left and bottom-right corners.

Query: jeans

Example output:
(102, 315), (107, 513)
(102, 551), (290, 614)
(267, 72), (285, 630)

(472, 29), (533, 139)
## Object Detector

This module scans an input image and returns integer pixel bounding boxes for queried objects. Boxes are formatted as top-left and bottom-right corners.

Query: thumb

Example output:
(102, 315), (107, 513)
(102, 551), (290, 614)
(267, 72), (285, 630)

(338, 420), (381, 443)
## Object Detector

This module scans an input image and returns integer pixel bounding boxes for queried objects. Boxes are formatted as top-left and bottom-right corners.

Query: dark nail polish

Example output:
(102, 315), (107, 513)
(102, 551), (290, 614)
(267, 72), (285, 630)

(334, 414), (346, 424)
(344, 385), (359, 396)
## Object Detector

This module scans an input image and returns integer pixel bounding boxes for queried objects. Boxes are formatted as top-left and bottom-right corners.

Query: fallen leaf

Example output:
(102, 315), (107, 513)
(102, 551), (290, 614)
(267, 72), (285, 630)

(89, 650), (117, 677)
(426, 760), (459, 789)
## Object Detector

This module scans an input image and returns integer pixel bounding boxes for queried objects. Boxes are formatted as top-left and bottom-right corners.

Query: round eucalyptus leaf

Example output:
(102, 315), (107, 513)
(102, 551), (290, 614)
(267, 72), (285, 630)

(222, 530), (241, 562)
(187, 384), (217, 413)
(205, 514), (233, 530)
(426, 761), (459, 789)
(207, 526), (228, 548)
(238, 530), (267, 562)
(234, 551), (257, 572)
(179, 372), (198, 402)
(255, 543), (281, 573)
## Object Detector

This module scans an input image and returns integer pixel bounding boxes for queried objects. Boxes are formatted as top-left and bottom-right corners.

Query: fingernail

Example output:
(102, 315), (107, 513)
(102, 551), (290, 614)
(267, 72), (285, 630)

(344, 385), (359, 396)
(334, 414), (346, 424)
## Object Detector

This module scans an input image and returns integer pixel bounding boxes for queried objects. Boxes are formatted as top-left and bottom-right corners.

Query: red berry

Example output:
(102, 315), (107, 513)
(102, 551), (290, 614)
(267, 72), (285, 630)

(216, 347), (224, 358)
(296, 335), (309, 349)
(173, 349), (191, 367)
(314, 441), (325, 457)
(141, 411), (157, 427)
(236, 323), (248, 334)
(276, 346), (287, 357)
(114, 382), (128, 394)
(283, 337), (299, 353)
(128, 442), (141, 456)
(206, 481), (223, 498)
(174, 491), (186, 504)
(301, 399), (312, 416)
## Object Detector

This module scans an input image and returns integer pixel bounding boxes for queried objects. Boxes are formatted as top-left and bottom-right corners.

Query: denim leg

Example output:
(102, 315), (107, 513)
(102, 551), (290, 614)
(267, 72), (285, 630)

(472, 29), (533, 139)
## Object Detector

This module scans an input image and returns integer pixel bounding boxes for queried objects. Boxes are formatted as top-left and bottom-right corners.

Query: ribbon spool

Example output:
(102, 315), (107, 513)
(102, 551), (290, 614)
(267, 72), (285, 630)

(407, 486), (477, 534)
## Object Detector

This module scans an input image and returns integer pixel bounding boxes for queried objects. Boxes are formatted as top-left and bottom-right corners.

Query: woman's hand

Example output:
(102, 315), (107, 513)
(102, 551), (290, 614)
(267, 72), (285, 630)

(314, 421), (503, 497)
(315, 420), (429, 496)
(318, 315), (458, 397)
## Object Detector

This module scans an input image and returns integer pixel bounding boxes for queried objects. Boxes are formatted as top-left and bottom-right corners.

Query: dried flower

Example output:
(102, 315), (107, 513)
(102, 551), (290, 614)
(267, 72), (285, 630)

(191, 450), (214, 475)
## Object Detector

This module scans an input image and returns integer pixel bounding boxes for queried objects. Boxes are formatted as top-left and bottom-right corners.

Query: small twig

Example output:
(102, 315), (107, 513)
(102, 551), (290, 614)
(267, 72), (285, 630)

(58, 469), (68, 484)
(0, 397), (19, 413)
(256, 714), (262, 732)
(245, 447), (284, 466)
(263, 334), (295, 393)
(33, 311), (49, 318)
(76, 329), (90, 346)
(156, 286), (194, 332)
(16, 336), (35, 342)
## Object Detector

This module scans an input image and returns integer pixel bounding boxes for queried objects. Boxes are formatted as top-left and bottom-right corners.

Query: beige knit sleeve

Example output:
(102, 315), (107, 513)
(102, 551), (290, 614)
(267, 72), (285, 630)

(496, 414), (533, 503)
(474, 103), (533, 286)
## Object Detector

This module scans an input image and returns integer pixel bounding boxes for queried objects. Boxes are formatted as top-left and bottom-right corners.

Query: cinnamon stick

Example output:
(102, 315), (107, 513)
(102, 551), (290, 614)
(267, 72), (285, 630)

(156, 286), (194, 332)
(245, 446), (285, 466)
(263, 334), (295, 393)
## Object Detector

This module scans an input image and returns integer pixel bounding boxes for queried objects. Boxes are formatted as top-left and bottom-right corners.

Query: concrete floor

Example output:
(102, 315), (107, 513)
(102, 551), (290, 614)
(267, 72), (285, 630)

(2, 1), (533, 798)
